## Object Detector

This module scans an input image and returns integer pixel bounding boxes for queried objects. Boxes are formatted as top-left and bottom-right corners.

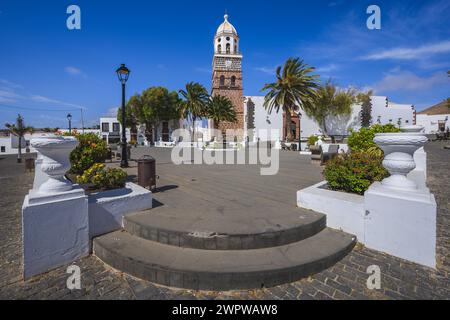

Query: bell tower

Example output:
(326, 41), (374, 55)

(211, 14), (244, 133)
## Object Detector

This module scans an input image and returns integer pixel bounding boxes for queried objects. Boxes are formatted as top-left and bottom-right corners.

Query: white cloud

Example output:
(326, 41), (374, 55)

(0, 79), (23, 89)
(362, 40), (450, 61)
(316, 63), (340, 73)
(254, 66), (276, 75)
(373, 70), (448, 93)
(65, 66), (87, 78)
(0, 89), (21, 99)
(30, 95), (85, 109)
(106, 107), (118, 117)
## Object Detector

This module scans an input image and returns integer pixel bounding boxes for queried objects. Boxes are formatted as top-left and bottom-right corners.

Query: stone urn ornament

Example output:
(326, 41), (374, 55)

(374, 125), (427, 191)
(31, 135), (78, 195)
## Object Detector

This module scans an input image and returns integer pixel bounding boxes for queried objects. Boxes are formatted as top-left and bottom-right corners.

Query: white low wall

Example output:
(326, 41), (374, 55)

(297, 181), (366, 242)
(88, 182), (153, 238)
(155, 141), (175, 148)
(320, 143), (349, 153)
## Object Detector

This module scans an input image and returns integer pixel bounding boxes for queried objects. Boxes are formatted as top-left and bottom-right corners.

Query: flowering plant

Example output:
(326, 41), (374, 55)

(323, 152), (388, 195)
(77, 163), (127, 190)
(69, 133), (108, 174)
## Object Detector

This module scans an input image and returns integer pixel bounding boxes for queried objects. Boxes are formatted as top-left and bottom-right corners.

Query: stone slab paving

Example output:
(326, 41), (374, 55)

(0, 142), (449, 300)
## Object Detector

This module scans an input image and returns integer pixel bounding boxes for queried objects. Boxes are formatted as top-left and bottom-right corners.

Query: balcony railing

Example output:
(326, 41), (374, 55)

(214, 50), (242, 55)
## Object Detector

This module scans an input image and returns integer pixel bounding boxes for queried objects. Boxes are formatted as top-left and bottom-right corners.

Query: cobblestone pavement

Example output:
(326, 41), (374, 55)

(0, 142), (449, 300)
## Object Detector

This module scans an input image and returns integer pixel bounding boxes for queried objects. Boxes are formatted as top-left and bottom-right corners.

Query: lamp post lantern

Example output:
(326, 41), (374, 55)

(67, 113), (72, 135)
(116, 63), (130, 168)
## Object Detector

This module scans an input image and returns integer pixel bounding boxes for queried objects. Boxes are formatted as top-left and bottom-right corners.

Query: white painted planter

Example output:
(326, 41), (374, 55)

(23, 135), (89, 279)
(298, 127), (437, 268)
(297, 181), (366, 242)
(88, 182), (152, 238)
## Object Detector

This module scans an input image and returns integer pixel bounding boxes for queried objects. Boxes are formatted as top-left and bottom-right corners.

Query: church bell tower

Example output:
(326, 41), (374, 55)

(211, 14), (244, 133)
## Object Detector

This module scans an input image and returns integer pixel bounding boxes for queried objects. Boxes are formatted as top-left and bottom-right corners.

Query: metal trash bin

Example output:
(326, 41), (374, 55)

(137, 155), (156, 190)
(25, 158), (35, 172)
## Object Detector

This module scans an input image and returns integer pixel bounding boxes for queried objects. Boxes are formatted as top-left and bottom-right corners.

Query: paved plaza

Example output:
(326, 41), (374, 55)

(0, 142), (449, 299)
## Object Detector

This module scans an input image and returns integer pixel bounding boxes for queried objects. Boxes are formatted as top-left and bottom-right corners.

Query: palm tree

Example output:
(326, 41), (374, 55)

(5, 114), (33, 163)
(206, 95), (237, 130)
(178, 82), (209, 144)
(261, 57), (319, 141)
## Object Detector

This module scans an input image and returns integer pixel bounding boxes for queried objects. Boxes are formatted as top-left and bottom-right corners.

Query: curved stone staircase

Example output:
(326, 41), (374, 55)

(94, 206), (356, 290)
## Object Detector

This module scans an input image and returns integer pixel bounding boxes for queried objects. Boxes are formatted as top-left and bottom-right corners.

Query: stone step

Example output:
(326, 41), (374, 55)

(124, 206), (326, 250)
(94, 228), (356, 290)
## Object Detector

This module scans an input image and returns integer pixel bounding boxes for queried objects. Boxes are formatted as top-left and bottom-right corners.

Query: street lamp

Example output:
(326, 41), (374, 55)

(116, 63), (130, 168)
(67, 113), (72, 135)
(297, 112), (302, 151)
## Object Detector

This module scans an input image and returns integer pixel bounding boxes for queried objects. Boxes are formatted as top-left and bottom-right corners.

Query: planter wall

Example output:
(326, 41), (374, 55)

(297, 182), (365, 242)
(88, 182), (153, 238)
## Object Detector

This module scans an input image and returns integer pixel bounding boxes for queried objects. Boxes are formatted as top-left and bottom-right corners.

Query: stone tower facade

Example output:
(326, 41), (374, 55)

(211, 14), (244, 134)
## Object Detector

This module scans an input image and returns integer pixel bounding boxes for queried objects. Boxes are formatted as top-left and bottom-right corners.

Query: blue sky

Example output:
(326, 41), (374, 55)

(0, 0), (449, 129)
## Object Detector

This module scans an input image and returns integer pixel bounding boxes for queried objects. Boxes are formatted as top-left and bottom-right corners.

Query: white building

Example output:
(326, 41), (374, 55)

(0, 132), (37, 155)
(99, 117), (131, 145)
(242, 94), (416, 143)
(244, 96), (283, 142)
(416, 100), (450, 134)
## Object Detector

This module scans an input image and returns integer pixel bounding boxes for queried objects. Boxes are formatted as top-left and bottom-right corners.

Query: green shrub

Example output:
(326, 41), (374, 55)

(307, 135), (319, 146)
(77, 163), (127, 190)
(323, 152), (388, 195)
(347, 124), (400, 153)
(69, 133), (108, 174)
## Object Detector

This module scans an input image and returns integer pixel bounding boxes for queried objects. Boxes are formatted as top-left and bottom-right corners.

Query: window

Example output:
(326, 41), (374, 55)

(1, 146), (5, 153)
(226, 37), (230, 41)
(101, 122), (109, 132)
(226, 43), (230, 54)
(217, 44), (221, 53)
(113, 122), (120, 132)
(231, 75), (236, 87)
(220, 75), (225, 86)
(405, 120), (409, 124)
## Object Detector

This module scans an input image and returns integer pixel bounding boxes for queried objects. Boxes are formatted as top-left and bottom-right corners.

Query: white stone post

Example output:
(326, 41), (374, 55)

(22, 135), (89, 279)
(364, 128), (436, 268)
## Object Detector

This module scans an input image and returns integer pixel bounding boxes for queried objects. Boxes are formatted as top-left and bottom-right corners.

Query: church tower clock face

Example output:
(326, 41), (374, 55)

(211, 14), (244, 134)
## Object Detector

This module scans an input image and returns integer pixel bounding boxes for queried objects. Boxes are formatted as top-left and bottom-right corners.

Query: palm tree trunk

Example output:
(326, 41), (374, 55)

(192, 116), (196, 147)
(285, 111), (292, 142)
(17, 136), (22, 163)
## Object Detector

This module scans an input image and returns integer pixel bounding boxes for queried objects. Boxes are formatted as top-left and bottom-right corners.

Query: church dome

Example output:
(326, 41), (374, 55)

(216, 14), (237, 36)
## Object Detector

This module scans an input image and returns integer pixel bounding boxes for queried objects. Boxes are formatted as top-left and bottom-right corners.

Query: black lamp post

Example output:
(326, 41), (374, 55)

(297, 112), (302, 151)
(67, 113), (72, 135)
(116, 63), (130, 168)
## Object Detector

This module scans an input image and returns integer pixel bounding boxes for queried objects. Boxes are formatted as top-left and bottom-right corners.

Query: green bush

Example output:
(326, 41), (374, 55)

(69, 133), (108, 174)
(307, 135), (319, 146)
(323, 152), (388, 195)
(347, 124), (400, 153)
(77, 163), (127, 190)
